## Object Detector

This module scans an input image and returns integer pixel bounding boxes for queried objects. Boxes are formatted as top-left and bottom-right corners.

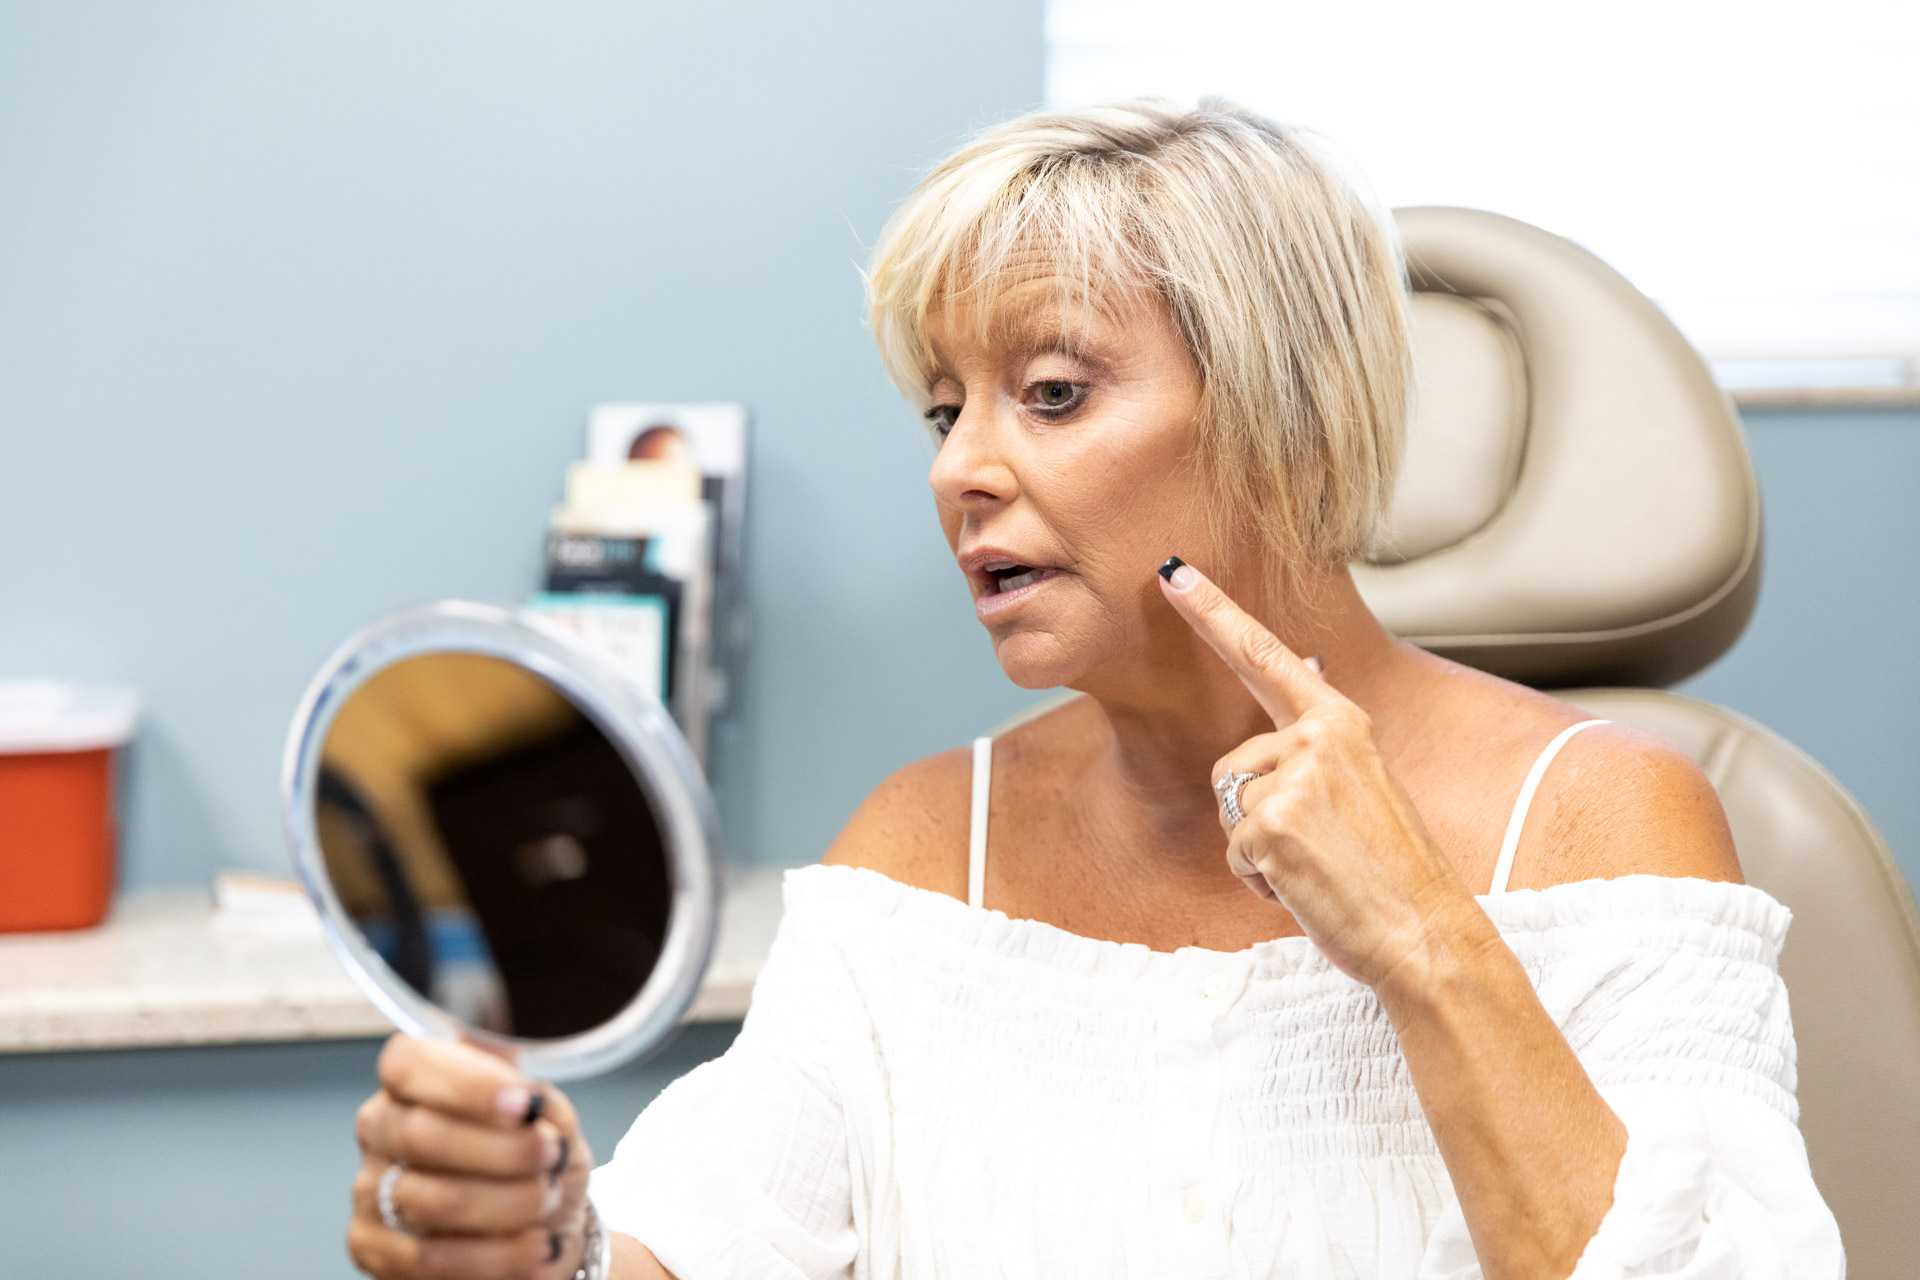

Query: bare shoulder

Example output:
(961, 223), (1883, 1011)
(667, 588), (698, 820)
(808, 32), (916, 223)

(1516, 715), (1744, 890)
(819, 745), (974, 901)
(1403, 654), (1742, 890)
(817, 694), (1095, 901)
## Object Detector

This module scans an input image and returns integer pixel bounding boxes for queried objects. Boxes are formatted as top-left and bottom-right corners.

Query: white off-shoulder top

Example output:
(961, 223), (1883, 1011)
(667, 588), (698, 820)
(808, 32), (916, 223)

(593, 731), (1842, 1278)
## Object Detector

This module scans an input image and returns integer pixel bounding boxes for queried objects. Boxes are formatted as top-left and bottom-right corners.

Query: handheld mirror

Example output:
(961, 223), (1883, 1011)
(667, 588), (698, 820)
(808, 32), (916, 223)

(283, 602), (720, 1079)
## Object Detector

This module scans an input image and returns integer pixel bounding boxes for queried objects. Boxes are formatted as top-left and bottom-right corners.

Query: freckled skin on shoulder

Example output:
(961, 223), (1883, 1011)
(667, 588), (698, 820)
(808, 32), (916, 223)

(1380, 655), (1744, 894)
(817, 697), (1102, 907)
(1514, 722), (1744, 891)
(820, 745), (976, 901)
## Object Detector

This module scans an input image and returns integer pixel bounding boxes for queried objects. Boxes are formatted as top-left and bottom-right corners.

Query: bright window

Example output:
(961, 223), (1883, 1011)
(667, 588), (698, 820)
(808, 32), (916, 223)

(1048, 0), (1920, 400)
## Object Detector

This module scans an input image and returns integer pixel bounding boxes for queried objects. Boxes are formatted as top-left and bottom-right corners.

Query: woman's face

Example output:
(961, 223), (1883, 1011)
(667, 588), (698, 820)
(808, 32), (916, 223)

(925, 265), (1240, 694)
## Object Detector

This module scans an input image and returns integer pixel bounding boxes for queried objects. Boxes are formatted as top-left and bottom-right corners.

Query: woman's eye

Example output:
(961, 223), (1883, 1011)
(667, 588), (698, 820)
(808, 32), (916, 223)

(1029, 381), (1084, 414)
(925, 405), (960, 438)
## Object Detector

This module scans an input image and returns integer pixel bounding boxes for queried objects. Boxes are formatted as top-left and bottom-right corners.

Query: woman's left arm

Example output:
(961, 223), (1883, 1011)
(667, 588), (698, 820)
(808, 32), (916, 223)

(1158, 564), (1830, 1280)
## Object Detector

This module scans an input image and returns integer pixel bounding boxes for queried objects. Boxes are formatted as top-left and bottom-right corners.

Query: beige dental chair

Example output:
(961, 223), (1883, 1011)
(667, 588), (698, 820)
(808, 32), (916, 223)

(995, 207), (1920, 1275)
(1369, 207), (1920, 1277)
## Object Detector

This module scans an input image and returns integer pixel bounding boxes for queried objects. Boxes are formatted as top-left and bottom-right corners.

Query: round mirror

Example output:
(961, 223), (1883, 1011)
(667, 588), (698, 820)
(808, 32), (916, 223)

(282, 601), (721, 1079)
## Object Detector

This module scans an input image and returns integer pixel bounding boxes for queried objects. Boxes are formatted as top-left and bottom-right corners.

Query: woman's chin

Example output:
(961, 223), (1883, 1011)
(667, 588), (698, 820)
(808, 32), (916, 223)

(988, 630), (1095, 691)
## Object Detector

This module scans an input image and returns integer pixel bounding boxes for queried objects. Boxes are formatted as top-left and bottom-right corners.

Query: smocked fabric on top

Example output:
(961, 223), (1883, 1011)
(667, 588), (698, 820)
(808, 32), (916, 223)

(592, 865), (1842, 1279)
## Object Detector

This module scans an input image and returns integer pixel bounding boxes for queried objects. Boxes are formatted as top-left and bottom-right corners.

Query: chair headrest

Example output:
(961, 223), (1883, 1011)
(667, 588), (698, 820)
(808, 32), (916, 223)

(1353, 207), (1761, 689)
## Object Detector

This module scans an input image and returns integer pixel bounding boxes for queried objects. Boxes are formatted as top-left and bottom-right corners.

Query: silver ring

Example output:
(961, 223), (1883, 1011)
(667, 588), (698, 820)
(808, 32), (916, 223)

(1214, 769), (1257, 827)
(378, 1163), (416, 1236)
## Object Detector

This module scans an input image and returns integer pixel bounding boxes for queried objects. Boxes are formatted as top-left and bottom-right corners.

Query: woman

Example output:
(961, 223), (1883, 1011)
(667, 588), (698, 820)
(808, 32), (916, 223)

(347, 99), (1840, 1279)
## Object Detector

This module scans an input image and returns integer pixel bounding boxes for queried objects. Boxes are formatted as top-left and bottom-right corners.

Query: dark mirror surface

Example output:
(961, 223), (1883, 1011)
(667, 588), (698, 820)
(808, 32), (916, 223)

(315, 652), (672, 1040)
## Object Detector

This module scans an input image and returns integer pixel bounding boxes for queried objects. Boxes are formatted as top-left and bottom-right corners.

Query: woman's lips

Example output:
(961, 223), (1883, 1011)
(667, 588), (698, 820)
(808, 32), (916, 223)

(975, 567), (1061, 620)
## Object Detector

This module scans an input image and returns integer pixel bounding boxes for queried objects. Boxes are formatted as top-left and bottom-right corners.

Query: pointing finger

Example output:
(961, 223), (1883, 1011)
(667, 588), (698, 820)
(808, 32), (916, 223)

(1157, 557), (1339, 726)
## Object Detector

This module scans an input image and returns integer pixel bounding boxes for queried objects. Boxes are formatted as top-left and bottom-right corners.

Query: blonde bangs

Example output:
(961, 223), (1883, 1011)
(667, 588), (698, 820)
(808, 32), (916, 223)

(866, 128), (1158, 410)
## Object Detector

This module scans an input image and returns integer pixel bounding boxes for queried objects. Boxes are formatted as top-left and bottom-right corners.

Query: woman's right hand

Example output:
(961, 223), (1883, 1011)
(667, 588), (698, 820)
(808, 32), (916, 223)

(348, 1033), (594, 1280)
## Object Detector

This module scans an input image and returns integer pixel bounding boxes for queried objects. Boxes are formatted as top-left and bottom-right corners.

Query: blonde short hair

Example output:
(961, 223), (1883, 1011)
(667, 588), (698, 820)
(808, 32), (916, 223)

(865, 97), (1410, 569)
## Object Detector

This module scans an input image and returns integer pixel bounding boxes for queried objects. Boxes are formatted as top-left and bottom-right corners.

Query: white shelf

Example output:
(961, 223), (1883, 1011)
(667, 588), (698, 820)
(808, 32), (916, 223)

(0, 865), (788, 1054)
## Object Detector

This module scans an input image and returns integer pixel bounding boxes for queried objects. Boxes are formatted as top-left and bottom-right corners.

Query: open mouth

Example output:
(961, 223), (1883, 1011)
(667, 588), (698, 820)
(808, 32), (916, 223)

(983, 561), (1052, 594)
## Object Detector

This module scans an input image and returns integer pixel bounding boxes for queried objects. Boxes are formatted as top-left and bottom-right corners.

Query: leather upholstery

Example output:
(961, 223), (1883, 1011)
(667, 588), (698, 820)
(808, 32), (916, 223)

(1356, 208), (1762, 689)
(1562, 689), (1920, 1278)
(1375, 292), (1528, 563)
(1373, 209), (1920, 1273)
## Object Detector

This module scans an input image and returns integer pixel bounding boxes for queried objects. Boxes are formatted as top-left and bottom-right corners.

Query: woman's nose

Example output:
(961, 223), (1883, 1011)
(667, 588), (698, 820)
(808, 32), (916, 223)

(928, 409), (1017, 512)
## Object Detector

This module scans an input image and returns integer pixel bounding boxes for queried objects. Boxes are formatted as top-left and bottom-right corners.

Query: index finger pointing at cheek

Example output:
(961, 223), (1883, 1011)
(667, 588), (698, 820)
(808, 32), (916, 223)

(1157, 556), (1338, 727)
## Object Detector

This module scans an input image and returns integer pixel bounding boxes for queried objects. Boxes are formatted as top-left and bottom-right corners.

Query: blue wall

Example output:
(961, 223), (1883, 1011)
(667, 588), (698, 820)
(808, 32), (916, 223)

(1683, 405), (1920, 887)
(0, 0), (1048, 893)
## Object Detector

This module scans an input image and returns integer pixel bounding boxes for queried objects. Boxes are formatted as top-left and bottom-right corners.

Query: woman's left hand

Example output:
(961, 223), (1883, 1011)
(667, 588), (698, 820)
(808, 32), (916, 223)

(1159, 560), (1483, 994)
(1164, 562), (1642, 1278)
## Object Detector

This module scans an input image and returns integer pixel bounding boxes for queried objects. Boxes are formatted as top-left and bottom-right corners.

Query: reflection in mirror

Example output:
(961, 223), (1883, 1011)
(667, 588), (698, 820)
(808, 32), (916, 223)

(314, 653), (671, 1040)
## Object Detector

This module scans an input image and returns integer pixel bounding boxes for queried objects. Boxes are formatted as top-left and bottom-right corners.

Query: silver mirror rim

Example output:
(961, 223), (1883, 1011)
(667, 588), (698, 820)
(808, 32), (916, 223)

(282, 600), (723, 1080)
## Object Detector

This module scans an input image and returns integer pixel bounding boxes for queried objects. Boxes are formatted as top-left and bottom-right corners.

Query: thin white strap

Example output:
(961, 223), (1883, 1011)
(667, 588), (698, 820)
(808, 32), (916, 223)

(968, 736), (992, 909)
(1488, 719), (1609, 895)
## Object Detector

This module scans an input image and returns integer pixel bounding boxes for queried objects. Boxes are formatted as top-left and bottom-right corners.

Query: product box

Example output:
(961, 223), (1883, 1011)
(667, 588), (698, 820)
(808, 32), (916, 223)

(531, 457), (715, 761)
(586, 403), (747, 720)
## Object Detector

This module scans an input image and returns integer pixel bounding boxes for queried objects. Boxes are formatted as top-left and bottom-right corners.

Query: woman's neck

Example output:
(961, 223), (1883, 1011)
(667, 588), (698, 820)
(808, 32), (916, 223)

(1075, 567), (1408, 871)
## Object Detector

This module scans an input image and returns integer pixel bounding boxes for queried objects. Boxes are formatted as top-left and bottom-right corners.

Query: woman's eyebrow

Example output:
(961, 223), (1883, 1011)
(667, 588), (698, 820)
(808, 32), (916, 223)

(990, 315), (1103, 362)
(922, 368), (963, 402)
(923, 301), (1120, 380)
(988, 292), (1136, 360)
(1010, 333), (1117, 376)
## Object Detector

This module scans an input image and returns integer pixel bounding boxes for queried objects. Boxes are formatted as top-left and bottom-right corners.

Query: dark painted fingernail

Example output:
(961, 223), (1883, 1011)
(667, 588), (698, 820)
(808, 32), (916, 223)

(548, 1134), (570, 1182)
(1307, 654), (1324, 675)
(521, 1090), (546, 1126)
(547, 1232), (563, 1263)
(1157, 556), (1185, 581)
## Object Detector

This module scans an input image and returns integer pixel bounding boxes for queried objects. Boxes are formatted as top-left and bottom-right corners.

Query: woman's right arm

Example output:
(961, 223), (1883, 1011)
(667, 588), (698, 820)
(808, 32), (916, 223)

(352, 885), (860, 1280)
(350, 1032), (682, 1280)
(348, 1034), (587, 1279)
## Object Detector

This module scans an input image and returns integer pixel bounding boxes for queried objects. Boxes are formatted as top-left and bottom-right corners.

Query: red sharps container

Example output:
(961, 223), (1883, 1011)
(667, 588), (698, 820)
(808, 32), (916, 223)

(0, 681), (141, 932)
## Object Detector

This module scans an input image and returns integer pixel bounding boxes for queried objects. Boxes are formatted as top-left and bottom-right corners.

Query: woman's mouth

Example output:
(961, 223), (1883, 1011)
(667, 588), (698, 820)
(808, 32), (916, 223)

(976, 562), (1061, 618)
(989, 564), (1047, 593)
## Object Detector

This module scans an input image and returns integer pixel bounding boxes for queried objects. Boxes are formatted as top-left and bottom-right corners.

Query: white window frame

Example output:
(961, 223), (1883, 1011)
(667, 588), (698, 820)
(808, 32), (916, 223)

(1047, 0), (1920, 407)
